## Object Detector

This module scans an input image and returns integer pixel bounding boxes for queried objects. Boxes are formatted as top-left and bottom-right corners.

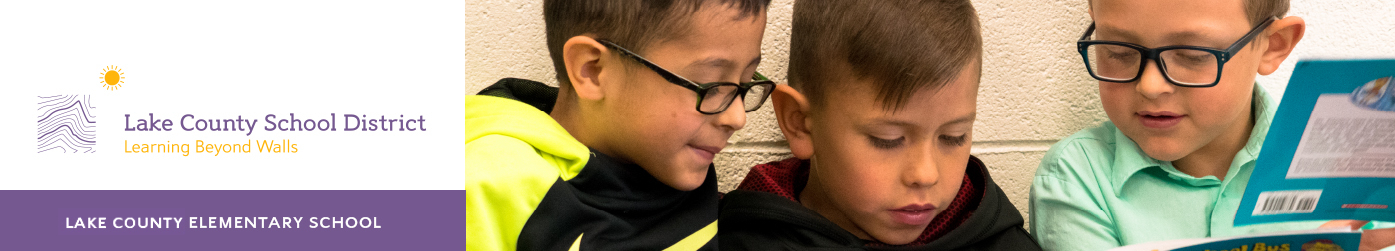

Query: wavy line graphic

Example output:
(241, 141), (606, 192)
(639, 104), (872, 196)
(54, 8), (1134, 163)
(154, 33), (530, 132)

(37, 95), (97, 153)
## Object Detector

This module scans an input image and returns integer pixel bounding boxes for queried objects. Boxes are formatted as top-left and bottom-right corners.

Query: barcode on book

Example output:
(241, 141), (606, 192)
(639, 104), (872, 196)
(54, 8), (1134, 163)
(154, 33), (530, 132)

(1252, 190), (1322, 216)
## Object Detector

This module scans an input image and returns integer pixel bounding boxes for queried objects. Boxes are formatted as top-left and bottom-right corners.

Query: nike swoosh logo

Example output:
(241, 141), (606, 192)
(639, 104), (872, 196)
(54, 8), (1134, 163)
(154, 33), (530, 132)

(663, 220), (717, 251)
(567, 220), (717, 251)
(569, 233), (583, 251)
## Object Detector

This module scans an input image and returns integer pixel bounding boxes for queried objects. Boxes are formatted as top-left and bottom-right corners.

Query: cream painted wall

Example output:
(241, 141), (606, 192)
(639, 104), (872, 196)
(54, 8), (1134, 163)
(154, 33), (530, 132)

(466, 0), (1395, 228)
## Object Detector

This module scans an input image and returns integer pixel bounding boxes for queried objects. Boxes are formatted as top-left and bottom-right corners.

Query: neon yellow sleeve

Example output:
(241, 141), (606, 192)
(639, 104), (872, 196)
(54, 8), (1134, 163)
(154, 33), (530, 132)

(466, 95), (590, 250)
(466, 134), (560, 251)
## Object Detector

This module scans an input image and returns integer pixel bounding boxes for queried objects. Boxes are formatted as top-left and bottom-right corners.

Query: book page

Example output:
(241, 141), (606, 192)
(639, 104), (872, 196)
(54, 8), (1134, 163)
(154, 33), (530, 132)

(1287, 92), (1395, 179)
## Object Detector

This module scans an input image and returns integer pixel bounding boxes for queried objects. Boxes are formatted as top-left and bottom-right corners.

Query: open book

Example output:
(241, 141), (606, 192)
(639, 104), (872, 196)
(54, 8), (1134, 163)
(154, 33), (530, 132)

(1112, 59), (1395, 251)
(1107, 228), (1360, 251)
(1235, 59), (1395, 225)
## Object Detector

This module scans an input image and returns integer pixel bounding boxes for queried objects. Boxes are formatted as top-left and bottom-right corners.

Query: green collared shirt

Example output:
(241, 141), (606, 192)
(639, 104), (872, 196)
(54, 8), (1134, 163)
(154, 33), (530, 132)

(1029, 85), (1391, 251)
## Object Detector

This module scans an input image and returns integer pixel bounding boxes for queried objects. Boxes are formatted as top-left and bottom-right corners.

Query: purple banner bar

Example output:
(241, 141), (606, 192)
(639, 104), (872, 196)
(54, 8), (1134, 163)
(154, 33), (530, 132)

(0, 190), (466, 250)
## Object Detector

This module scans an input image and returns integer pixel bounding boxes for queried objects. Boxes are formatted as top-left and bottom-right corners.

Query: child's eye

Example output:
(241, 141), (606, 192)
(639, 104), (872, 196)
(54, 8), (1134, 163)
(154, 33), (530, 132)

(1107, 51), (1132, 59)
(1180, 55), (1209, 63)
(939, 134), (968, 147)
(1168, 51), (1214, 65)
(868, 136), (905, 149)
(1105, 50), (1137, 61)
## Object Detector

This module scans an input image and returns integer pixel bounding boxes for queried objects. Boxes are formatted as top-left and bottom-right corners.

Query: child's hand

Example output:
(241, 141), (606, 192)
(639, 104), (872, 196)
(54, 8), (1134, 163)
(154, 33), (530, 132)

(1321, 220), (1395, 251)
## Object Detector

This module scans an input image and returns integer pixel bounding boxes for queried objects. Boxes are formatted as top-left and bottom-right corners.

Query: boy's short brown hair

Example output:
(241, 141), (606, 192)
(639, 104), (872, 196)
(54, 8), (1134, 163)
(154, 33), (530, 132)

(788, 0), (982, 111)
(543, 0), (770, 87)
(1246, 0), (1289, 25)
(1088, 0), (1289, 26)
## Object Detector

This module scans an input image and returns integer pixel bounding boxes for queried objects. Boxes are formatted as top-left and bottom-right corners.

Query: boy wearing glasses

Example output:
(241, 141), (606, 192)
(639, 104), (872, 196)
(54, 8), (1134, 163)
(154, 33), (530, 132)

(717, 0), (1041, 249)
(465, 0), (772, 250)
(1031, 0), (1394, 250)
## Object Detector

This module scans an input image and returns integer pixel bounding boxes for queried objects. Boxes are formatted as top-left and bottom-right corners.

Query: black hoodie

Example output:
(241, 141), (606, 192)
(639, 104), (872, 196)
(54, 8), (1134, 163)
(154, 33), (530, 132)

(470, 78), (720, 250)
(718, 156), (1041, 250)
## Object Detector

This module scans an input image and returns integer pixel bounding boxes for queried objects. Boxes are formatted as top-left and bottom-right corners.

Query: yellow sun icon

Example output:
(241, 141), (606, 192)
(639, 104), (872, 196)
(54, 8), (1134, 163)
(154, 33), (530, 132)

(99, 65), (125, 91)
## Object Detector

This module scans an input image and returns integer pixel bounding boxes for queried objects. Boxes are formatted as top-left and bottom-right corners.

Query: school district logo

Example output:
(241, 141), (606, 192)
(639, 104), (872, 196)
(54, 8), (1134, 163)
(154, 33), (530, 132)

(100, 65), (125, 91)
(37, 95), (97, 153)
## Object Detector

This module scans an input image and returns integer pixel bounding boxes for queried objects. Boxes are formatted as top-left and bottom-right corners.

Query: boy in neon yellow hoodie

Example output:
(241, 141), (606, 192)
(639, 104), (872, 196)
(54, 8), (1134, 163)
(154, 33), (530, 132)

(465, 0), (773, 250)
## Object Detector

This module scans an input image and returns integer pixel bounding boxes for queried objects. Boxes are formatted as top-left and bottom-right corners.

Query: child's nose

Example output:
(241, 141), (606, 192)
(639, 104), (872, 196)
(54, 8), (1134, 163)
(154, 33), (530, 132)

(1135, 61), (1175, 99)
(903, 145), (941, 188)
(713, 100), (747, 132)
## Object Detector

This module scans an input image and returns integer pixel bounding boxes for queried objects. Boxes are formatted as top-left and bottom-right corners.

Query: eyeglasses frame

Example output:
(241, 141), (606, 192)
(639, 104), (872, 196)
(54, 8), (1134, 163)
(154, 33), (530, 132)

(597, 39), (776, 114)
(1076, 18), (1276, 87)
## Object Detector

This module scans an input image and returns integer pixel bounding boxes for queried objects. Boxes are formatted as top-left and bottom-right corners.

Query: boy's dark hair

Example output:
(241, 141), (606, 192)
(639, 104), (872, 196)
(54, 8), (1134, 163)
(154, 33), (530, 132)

(543, 0), (771, 87)
(788, 0), (982, 111)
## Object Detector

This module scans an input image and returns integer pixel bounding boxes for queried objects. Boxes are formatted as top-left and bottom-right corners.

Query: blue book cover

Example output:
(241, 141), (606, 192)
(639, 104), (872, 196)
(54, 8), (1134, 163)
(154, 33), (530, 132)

(1234, 59), (1395, 226)
(1109, 229), (1361, 251)
(1169, 231), (1359, 251)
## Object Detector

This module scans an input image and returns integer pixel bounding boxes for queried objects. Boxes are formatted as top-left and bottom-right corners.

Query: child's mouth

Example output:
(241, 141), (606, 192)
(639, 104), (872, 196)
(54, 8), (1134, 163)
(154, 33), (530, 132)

(889, 204), (937, 226)
(1136, 111), (1184, 129)
(689, 145), (721, 162)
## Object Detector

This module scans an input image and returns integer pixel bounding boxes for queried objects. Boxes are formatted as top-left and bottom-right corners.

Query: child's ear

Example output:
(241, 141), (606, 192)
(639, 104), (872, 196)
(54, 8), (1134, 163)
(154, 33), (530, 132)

(772, 84), (815, 159)
(562, 35), (611, 100)
(1257, 16), (1306, 75)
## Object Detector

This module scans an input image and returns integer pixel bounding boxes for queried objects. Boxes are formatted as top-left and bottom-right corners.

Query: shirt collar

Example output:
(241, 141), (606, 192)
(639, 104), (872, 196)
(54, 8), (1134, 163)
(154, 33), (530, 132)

(1239, 83), (1277, 163)
(1109, 84), (1277, 194)
(1109, 124), (1161, 194)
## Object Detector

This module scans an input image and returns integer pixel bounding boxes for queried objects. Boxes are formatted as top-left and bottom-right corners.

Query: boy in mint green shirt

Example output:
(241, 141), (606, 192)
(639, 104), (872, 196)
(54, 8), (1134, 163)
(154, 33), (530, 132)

(1029, 0), (1394, 250)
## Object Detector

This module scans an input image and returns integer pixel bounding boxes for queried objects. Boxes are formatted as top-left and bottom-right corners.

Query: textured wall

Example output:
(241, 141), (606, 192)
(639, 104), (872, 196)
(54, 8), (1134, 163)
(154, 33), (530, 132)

(466, 0), (1395, 228)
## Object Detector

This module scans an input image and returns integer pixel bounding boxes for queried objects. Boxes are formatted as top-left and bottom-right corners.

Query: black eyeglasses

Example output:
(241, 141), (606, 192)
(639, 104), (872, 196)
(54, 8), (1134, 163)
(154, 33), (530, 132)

(598, 39), (776, 114)
(1077, 18), (1275, 87)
